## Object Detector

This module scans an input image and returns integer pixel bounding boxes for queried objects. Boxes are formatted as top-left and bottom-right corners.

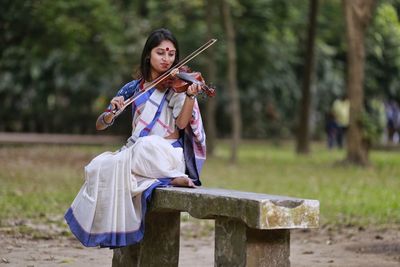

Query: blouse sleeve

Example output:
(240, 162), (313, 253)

(169, 92), (187, 119)
(105, 80), (140, 112)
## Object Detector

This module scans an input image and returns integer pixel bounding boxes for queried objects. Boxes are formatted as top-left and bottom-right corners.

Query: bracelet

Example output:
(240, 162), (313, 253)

(102, 113), (115, 126)
(186, 92), (197, 99)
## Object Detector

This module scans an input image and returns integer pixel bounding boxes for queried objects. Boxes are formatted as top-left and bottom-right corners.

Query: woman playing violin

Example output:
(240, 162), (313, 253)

(65, 28), (208, 248)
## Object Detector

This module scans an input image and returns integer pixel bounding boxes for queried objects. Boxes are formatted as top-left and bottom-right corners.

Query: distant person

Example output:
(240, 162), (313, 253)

(385, 100), (400, 144)
(325, 111), (337, 149)
(65, 28), (207, 248)
(331, 94), (350, 148)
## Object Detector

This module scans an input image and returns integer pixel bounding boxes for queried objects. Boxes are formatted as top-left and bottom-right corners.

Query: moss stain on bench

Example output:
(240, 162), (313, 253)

(261, 200), (319, 229)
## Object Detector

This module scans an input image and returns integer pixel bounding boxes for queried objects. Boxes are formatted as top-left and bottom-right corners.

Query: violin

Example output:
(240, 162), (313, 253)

(112, 39), (217, 117)
(157, 65), (216, 97)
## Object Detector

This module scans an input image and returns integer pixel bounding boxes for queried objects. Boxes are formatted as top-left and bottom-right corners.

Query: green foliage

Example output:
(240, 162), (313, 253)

(361, 98), (387, 145)
(360, 112), (382, 146)
(216, 0), (308, 138)
(1, 0), (400, 139)
(314, 0), (346, 114)
(0, 0), (135, 133)
(366, 2), (400, 100)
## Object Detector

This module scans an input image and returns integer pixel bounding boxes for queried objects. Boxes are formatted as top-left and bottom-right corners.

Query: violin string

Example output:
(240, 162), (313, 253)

(149, 39), (216, 87)
(113, 39), (217, 116)
(131, 38), (216, 96)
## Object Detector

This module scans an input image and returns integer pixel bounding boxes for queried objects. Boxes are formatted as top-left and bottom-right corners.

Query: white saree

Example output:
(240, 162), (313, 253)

(64, 135), (186, 247)
(65, 81), (206, 248)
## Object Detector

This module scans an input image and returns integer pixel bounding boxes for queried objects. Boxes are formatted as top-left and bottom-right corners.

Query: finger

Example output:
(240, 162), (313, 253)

(196, 84), (201, 93)
(189, 84), (198, 94)
(111, 99), (121, 110)
(110, 100), (117, 109)
(113, 97), (124, 109)
(189, 84), (200, 95)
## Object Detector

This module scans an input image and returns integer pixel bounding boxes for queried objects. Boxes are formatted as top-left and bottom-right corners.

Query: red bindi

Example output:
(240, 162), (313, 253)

(166, 47), (169, 51)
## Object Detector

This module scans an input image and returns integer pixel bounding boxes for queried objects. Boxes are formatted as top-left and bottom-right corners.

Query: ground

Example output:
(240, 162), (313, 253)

(0, 134), (399, 266)
(1, 219), (399, 267)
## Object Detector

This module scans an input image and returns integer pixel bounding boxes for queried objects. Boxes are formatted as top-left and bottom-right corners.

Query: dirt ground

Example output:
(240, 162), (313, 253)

(1, 220), (399, 267)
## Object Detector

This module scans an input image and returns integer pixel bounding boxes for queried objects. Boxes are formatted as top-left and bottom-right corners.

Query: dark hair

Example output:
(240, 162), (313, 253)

(140, 28), (180, 81)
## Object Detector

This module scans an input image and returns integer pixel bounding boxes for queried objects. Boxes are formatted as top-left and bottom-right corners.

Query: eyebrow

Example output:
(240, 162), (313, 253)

(155, 48), (176, 52)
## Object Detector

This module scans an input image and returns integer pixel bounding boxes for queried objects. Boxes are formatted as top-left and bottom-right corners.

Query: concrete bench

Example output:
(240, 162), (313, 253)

(112, 187), (319, 267)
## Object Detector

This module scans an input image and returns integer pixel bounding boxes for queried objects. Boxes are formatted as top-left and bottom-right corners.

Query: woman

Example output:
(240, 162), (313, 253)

(64, 28), (207, 248)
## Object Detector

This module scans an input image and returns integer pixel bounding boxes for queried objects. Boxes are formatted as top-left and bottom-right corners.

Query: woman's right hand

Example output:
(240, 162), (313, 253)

(110, 96), (125, 110)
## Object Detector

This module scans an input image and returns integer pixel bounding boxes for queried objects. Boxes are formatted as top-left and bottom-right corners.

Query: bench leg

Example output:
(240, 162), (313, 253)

(112, 211), (181, 267)
(112, 243), (140, 266)
(215, 217), (290, 267)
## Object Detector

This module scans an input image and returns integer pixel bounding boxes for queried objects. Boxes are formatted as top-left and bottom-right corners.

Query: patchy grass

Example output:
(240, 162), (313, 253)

(0, 144), (117, 225)
(0, 141), (399, 228)
(202, 141), (400, 226)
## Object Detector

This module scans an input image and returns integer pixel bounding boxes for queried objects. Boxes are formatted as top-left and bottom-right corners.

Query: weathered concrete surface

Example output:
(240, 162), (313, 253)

(215, 217), (247, 266)
(113, 187), (319, 267)
(149, 187), (319, 230)
(246, 228), (290, 267)
(215, 217), (290, 267)
(112, 211), (180, 267)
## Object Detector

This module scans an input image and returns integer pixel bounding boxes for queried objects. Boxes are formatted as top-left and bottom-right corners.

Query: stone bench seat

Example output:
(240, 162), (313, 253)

(112, 187), (320, 267)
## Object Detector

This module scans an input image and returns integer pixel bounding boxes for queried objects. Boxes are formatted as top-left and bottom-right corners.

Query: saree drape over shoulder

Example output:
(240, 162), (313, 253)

(64, 80), (206, 248)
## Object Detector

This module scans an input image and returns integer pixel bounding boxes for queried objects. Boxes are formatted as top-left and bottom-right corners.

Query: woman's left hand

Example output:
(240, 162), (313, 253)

(186, 84), (201, 97)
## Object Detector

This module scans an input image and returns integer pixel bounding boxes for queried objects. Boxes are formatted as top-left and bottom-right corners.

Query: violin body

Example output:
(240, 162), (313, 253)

(157, 66), (216, 97)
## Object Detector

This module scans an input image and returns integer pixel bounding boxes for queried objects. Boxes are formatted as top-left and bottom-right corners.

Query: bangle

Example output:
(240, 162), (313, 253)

(102, 113), (115, 126)
(186, 92), (196, 99)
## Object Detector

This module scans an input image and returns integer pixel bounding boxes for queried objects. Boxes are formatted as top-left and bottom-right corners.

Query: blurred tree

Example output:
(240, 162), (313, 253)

(365, 2), (400, 101)
(296, 0), (319, 154)
(313, 0), (346, 139)
(0, 0), (133, 133)
(1, 0), (400, 147)
(204, 0), (218, 156)
(234, 0), (307, 139)
(343, 0), (377, 166)
(222, 0), (241, 163)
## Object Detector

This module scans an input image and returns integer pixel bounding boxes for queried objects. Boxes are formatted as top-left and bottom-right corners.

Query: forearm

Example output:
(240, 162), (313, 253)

(96, 94), (125, 130)
(175, 95), (196, 129)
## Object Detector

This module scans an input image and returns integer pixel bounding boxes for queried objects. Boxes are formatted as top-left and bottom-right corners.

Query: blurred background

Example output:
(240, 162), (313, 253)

(1, 0), (399, 147)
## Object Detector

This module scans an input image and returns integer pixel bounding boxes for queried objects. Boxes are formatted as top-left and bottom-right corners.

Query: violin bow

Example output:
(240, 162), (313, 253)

(112, 38), (217, 117)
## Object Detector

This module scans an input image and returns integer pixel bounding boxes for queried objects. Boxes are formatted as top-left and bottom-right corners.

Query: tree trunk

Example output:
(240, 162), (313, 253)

(138, 0), (148, 17)
(205, 0), (217, 156)
(296, 0), (319, 155)
(342, 0), (376, 166)
(222, 0), (241, 164)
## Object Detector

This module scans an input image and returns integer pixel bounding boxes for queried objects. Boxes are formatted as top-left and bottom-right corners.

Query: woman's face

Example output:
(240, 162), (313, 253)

(149, 40), (176, 79)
